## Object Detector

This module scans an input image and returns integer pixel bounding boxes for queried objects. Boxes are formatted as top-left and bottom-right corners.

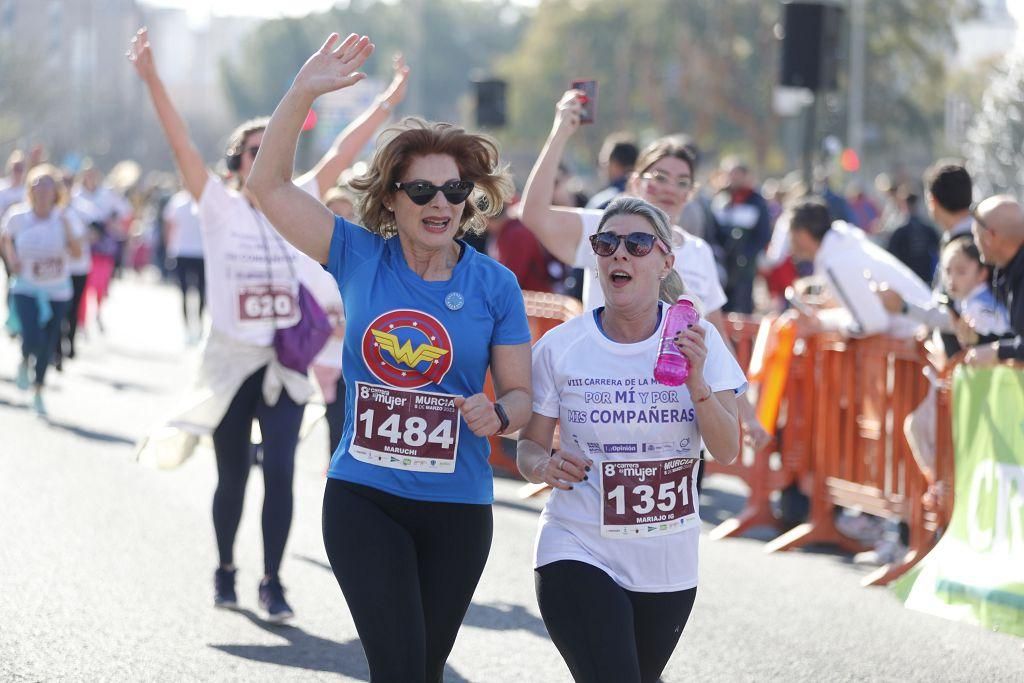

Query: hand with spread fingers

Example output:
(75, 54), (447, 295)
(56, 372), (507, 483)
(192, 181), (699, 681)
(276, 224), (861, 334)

(454, 393), (501, 438)
(379, 53), (411, 108)
(292, 32), (376, 100)
(126, 27), (157, 82)
(528, 450), (591, 491)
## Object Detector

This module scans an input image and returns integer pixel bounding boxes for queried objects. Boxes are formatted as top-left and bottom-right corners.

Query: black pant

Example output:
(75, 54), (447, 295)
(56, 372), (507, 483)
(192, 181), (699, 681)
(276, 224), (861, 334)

(325, 373), (347, 460)
(63, 274), (88, 358)
(322, 479), (492, 683)
(535, 560), (697, 683)
(174, 256), (206, 332)
(212, 366), (305, 578)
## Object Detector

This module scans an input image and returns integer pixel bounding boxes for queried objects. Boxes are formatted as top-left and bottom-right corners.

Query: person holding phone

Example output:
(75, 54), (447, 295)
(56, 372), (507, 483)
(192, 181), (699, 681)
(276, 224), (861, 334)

(129, 27), (410, 623)
(518, 196), (745, 683)
(246, 32), (533, 681)
(520, 89), (771, 452)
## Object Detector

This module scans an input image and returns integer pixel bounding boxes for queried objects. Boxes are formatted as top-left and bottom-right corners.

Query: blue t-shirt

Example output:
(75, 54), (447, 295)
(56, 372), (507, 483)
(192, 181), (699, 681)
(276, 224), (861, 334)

(325, 215), (531, 504)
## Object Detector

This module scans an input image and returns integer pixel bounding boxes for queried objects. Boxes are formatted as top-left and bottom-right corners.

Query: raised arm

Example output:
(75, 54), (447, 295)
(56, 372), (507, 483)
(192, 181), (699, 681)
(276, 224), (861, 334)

(519, 91), (587, 266)
(296, 54), (410, 197)
(127, 28), (208, 202)
(248, 33), (374, 264)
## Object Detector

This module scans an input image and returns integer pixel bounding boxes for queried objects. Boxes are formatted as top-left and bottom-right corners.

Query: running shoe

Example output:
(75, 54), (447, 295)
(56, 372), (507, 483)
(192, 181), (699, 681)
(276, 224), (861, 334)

(16, 361), (29, 390)
(258, 578), (294, 624)
(32, 392), (47, 417)
(214, 568), (239, 609)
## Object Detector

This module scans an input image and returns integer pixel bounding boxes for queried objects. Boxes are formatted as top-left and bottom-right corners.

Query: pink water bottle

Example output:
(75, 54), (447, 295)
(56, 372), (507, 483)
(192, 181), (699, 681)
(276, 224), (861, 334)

(654, 295), (701, 386)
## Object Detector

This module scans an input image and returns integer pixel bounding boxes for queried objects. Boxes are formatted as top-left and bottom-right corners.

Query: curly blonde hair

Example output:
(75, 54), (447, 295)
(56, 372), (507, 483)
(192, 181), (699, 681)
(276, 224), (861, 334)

(350, 117), (513, 239)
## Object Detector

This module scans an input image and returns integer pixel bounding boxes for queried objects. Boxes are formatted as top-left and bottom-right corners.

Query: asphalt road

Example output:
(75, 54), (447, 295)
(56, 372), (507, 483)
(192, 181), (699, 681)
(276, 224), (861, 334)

(1, 275), (1021, 681)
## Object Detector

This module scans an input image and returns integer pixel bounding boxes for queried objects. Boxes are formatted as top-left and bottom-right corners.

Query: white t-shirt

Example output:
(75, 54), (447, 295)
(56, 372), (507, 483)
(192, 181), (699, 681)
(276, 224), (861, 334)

(65, 195), (96, 276)
(302, 251), (345, 369)
(1, 206), (79, 301)
(73, 186), (130, 227)
(164, 190), (205, 259)
(815, 221), (931, 338)
(197, 174), (328, 346)
(0, 182), (25, 221)
(574, 209), (727, 314)
(531, 304), (747, 592)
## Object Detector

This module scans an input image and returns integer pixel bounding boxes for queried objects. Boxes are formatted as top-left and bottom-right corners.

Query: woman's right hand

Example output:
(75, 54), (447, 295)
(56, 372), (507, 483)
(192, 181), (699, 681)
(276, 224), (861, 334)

(551, 90), (584, 140)
(291, 33), (375, 101)
(126, 27), (158, 83)
(529, 449), (591, 491)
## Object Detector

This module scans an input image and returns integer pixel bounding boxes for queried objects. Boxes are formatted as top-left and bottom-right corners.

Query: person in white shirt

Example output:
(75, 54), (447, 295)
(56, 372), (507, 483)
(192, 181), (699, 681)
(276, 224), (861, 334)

(0, 164), (84, 416)
(787, 197), (931, 338)
(163, 188), (206, 341)
(128, 27), (408, 624)
(517, 197), (745, 683)
(0, 150), (28, 295)
(520, 89), (770, 453)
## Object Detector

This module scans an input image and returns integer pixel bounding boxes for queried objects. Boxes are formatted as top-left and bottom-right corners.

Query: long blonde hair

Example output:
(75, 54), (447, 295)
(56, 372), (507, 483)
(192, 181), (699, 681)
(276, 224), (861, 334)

(597, 196), (685, 304)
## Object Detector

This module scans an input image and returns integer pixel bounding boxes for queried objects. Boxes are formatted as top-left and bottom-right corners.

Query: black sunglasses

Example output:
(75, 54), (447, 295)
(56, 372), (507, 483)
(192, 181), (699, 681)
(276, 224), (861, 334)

(589, 231), (669, 257)
(245, 145), (260, 157)
(394, 180), (474, 206)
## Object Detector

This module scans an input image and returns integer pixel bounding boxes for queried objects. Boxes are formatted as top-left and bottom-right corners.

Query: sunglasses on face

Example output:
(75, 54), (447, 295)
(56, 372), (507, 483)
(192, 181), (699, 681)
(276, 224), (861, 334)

(640, 170), (693, 191)
(589, 231), (670, 257)
(394, 180), (474, 206)
(245, 145), (260, 158)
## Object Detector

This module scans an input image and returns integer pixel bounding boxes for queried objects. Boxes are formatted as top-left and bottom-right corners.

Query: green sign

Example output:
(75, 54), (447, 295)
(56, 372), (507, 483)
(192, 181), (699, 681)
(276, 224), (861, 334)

(893, 365), (1024, 637)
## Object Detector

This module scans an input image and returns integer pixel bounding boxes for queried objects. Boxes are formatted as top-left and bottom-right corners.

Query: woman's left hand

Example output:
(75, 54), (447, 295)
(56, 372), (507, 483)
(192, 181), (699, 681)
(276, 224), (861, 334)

(454, 393), (501, 437)
(674, 322), (708, 389)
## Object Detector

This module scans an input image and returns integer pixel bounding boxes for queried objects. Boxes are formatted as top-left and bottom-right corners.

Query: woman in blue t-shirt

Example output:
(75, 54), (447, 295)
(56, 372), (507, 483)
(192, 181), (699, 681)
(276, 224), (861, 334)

(248, 33), (533, 682)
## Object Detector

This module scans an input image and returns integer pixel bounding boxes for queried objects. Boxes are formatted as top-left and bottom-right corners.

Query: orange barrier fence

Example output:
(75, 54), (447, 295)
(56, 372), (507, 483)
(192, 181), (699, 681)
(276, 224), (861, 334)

(485, 291), (583, 476)
(707, 317), (957, 586)
(705, 315), (810, 540)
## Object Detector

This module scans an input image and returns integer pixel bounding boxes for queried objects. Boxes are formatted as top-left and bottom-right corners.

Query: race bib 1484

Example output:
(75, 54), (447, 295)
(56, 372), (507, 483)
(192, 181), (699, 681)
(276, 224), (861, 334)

(350, 382), (461, 473)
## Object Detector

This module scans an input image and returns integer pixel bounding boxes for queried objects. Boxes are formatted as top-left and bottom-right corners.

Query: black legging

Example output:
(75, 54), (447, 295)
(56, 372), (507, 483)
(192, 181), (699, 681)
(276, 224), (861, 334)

(175, 256), (206, 329)
(63, 273), (88, 358)
(535, 560), (697, 683)
(322, 479), (492, 683)
(212, 366), (304, 578)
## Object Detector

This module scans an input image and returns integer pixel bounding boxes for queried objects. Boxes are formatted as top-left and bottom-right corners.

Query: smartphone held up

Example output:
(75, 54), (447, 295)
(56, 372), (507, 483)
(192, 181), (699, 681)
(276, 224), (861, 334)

(570, 79), (598, 124)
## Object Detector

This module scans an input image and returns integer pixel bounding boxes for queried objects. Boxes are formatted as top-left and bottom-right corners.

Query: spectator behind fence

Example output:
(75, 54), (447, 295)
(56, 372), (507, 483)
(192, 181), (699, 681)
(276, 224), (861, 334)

(965, 196), (1024, 365)
(787, 197), (930, 338)
(886, 186), (939, 284)
(924, 160), (974, 246)
(710, 157), (772, 314)
(584, 132), (638, 210)
(487, 201), (557, 293)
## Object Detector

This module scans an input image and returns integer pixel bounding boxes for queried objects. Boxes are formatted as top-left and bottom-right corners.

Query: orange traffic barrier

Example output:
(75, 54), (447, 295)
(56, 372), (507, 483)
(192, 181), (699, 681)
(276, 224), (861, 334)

(707, 314), (811, 540)
(762, 334), (934, 584)
(485, 291), (583, 476)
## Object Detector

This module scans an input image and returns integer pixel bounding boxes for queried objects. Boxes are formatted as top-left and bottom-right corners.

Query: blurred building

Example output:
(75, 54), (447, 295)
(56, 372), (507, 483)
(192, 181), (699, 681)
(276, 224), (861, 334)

(0, 0), (144, 165)
(0, 0), (259, 171)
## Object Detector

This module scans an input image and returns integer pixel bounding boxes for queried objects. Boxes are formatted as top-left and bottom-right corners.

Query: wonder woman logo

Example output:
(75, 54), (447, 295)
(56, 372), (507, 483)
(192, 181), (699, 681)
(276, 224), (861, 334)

(361, 309), (454, 388)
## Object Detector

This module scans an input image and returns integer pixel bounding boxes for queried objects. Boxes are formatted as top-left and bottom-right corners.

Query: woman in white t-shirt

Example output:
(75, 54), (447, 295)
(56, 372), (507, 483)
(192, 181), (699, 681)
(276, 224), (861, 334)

(520, 90), (770, 454)
(517, 197), (746, 683)
(128, 27), (409, 624)
(0, 164), (84, 416)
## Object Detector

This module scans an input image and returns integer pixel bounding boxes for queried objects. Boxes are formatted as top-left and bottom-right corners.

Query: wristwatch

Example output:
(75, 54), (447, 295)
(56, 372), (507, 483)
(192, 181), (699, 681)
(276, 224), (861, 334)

(493, 402), (510, 435)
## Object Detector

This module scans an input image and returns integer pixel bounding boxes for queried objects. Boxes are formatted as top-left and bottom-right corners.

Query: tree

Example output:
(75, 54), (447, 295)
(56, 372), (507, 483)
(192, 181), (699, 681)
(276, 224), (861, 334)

(965, 47), (1024, 196)
(499, 0), (976, 175)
